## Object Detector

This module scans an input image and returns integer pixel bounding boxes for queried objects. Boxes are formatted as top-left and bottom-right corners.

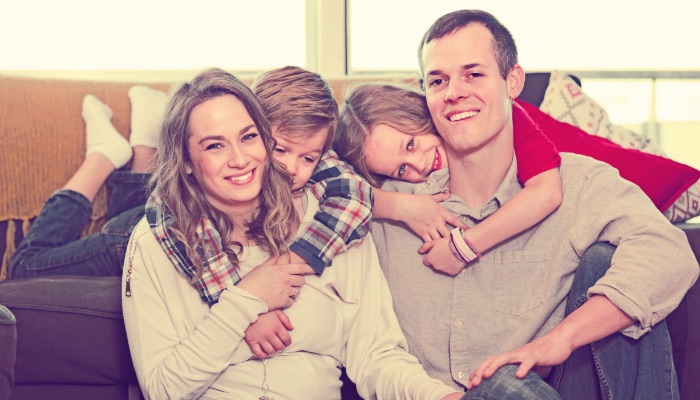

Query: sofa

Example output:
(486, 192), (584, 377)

(0, 71), (698, 400)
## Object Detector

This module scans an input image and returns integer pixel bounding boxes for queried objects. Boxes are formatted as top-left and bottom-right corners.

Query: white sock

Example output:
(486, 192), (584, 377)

(83, 94), (132, 168)
(128, 86), (168, 148)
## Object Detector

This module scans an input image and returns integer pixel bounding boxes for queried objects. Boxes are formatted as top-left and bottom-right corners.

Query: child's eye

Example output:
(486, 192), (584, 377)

(242, 132), (259, 142)
(397, 164), (406, 178)
(274, 147), (286, 154)
(303, 156), (316, 163)
(406, 138), (414, 151)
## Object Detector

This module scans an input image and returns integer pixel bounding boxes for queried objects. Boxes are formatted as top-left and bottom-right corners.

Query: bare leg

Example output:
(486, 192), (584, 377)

(63, 153), (116, 202)
(131, 146), (156, 173)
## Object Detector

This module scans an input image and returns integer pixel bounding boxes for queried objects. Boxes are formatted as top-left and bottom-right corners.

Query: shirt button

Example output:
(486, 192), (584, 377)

(454, 319), (462, 328)
(457, 371), (465, 380)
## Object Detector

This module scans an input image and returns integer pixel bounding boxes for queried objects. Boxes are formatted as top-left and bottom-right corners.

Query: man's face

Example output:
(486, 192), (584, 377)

(421, 24), (520, 155)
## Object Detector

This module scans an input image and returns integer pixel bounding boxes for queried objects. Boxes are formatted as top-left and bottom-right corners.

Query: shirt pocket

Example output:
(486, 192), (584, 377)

(490, 250), (551, 315)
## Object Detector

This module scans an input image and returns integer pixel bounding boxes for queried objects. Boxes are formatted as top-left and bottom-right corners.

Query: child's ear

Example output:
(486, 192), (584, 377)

(506, 64), (525, 99)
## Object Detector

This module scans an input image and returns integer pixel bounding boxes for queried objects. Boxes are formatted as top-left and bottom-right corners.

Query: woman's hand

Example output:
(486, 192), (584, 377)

(244, 310), (294, 358)
(399, 192), (467, 242)
(237, 262), (313, 310)
(441, 392), (465, 400)
(419, 236), (467, 276)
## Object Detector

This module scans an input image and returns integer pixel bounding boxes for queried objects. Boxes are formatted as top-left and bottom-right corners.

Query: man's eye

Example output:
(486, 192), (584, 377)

(398, 164), (406, 177)
(406, 138), (414, 151)
(428, 78), (444, 87)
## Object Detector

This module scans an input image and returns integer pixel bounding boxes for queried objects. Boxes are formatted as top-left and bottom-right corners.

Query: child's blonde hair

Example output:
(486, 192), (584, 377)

(252, 66), (339, 153)
(334, 82), (437, 187)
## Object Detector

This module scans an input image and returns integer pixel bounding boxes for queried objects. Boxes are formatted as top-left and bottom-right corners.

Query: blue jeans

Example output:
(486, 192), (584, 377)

(463, 243), (679, 400)
(9, 171), (150, 278)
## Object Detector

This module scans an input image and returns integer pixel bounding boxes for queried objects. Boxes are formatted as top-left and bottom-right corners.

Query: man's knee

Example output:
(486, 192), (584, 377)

(463, 365), (560, 400)
(581, 242), (615, 267)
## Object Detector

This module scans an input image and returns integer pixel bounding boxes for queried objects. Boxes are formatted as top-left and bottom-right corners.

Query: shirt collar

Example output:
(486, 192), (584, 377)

(441, 156), (521, 224)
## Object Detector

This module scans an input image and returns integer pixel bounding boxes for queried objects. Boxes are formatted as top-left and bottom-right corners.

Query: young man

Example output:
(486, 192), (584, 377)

(370, 9), (699, 399)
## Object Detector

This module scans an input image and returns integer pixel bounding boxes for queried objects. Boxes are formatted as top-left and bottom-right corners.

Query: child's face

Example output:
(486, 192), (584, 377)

(271, 127), (328, 191)
(364, 124), (447, 183)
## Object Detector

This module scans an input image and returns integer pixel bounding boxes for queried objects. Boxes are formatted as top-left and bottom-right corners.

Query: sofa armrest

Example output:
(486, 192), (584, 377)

(667, 222), (700, 400)
(0, 305), (16, 400)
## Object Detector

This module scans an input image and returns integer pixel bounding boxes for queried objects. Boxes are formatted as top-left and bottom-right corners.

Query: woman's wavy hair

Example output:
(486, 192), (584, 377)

(150, 67), (298, 279)
(334, 82), (437, 187)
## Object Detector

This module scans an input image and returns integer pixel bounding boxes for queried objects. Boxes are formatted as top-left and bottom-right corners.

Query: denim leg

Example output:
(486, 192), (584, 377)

(461, 365), (561, 400)
(9, 190), (129, 278)
(548, 243), (679, 400)
(105, 170), (151, 219)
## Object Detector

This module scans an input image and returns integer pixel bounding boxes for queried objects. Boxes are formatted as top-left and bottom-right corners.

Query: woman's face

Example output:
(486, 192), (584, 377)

(186, 94), (267, 218)
(364, 124), (448, 183)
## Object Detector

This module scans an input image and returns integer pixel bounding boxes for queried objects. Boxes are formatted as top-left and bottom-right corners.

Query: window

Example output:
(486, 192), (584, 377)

(348, 0), (700, 72)
(0, 0), (306, 71)
(349, 0), (700, 169)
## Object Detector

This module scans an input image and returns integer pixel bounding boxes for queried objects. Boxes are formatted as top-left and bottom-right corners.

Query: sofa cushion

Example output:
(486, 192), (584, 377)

(540, 70), (665, 155)
(0, 276), (137, 387)
(517, 100), (700, 214)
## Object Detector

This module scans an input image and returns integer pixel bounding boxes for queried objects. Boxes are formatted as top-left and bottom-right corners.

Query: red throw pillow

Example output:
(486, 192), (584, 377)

(516, 99), (700, 212)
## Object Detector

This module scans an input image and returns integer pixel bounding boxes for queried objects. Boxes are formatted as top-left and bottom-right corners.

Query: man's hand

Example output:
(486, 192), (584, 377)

(467, 329), (573, 390)
(244, 310), (294, 359)
(420, 236), (466, 275)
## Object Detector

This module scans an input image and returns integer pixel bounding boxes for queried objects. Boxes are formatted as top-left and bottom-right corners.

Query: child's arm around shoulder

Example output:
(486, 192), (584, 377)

(462, 168), (562, 252)
(422, 103), (562, 273)
(373, 187), (467, 241)
(289, 149), (374, 274)
(462, 101), (563, 252)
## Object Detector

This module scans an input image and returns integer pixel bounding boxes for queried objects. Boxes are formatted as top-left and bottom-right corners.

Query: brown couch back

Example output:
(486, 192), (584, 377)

(0, 73), (419, 279)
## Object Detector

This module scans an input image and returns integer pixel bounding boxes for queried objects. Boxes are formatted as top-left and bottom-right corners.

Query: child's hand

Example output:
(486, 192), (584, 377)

(399, 192), (467, 242)
(237, 262), (312, 310)
(420, 236), (466, 276)
(244, 310), (294, 359)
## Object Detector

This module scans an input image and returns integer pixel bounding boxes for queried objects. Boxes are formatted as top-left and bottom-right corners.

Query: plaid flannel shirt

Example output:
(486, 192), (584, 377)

(290, 149), (374, 274)
(145, 149), (373, 304)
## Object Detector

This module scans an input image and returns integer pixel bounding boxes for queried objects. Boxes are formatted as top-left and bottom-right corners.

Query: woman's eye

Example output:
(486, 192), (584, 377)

(242, 133), (259, 142)
(398, 164), (406, 177)
(406, 138), (414, 151)
(205, 143), (223, 151)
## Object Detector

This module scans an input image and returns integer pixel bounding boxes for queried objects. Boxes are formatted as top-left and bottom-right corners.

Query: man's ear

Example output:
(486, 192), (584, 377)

(506, 64), (525, 99)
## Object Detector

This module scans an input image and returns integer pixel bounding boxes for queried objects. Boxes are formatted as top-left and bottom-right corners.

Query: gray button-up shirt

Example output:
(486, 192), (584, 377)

(371, 153), (699, 390)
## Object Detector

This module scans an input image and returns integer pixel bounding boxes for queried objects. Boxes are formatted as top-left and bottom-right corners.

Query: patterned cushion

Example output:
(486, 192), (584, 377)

(540, 70), (664, 156)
